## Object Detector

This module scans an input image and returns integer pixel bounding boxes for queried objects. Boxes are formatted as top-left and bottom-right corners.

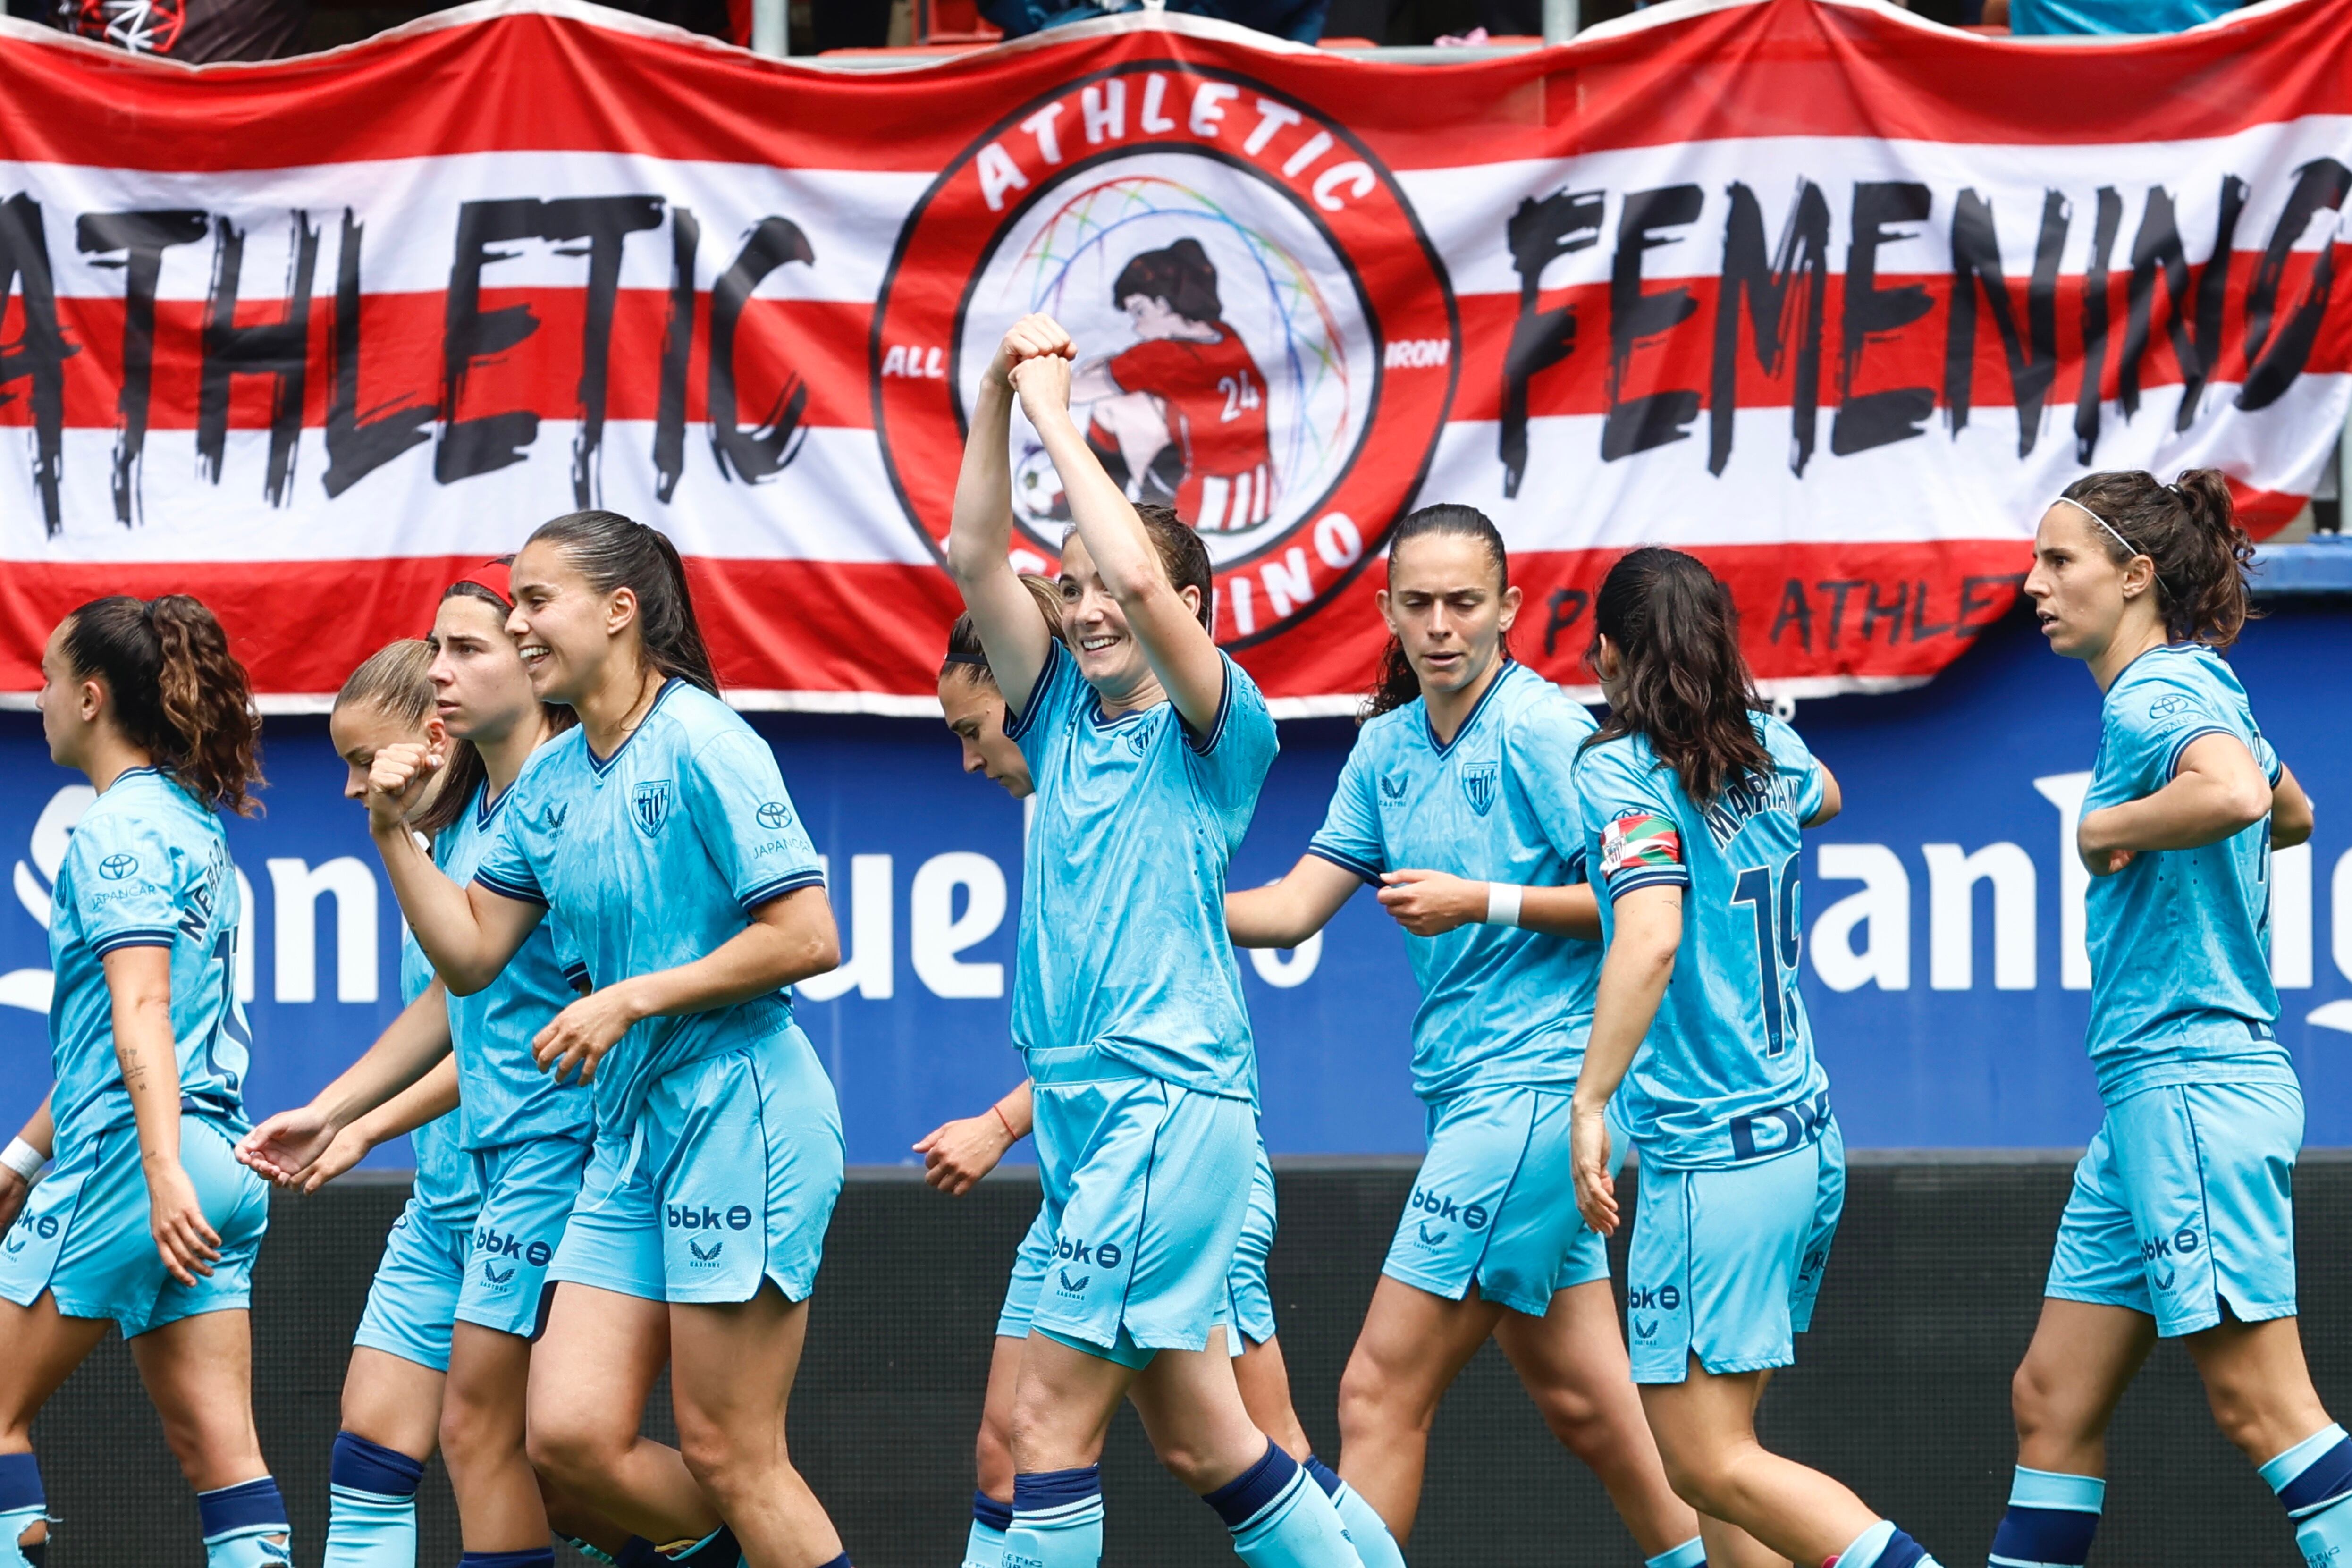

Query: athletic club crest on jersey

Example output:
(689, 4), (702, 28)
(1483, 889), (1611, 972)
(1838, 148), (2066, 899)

(631, 780), (674, 838)
(873, 66), (1457, 648)
(1459, 763), (1499, 817)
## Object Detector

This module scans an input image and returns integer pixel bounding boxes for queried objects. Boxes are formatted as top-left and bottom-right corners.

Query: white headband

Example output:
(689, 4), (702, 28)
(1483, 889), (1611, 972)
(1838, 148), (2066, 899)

(2051, 495), (2143, 560)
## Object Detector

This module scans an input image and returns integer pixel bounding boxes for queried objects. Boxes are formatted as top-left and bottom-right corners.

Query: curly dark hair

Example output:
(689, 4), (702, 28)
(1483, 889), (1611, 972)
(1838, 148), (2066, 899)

(64, 595), (264, 816)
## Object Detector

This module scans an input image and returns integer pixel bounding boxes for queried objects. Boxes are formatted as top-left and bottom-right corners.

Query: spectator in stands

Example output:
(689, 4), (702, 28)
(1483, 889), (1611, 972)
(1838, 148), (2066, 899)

(1980, 0), (2241, 30)
(979, 0), (1327, 43)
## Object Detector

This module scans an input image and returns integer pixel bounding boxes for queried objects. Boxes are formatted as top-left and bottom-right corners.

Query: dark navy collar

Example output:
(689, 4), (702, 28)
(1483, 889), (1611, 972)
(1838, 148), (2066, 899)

(1424, 658), (1516, 756)
(586, 678), (682, 774)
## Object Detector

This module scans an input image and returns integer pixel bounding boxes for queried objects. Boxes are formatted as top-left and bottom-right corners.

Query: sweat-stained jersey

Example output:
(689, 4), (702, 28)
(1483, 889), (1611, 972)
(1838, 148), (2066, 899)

(2081, 643), (2292, 1105)
(473, 681), (826, 1131)
(1576, 714), (1830, 1170)
(1106, 326), (1275, 532)
(46, 767), (248, 1148)
(1306, 661), (1602, 1101)
(1005, 638), (1277, 1101)
(435, 777), (592, 1149)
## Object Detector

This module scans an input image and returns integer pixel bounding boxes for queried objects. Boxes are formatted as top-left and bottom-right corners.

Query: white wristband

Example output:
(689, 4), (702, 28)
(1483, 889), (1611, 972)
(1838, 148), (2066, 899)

(1, 1137), (45, 1183)
(1484, 882), (1524, 928)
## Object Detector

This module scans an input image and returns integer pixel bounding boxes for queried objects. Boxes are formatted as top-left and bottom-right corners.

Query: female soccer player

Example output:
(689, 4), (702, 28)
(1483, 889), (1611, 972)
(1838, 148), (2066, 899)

(920, 592), (1319, 1568)
(0, 595), (288, 1568)
(1565, 547), (1945, 1568)
(246, 578), (656, 1568)
(1226, 504), (1709, 1568)
(947, 313), (1358, 1568)
(361, 512), (849, 1568)
(1990, 470), (2336, 1568)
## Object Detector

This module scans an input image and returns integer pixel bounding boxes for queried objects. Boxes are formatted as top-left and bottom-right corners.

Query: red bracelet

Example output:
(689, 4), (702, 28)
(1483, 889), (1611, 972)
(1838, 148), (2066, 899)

(991, 1103), (1017, 1140)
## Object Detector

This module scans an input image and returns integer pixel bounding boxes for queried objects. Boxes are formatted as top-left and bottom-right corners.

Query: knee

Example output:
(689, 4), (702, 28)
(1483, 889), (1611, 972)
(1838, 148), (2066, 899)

(1651, 1435), (1739, 1518)
(2010, 1356), (2069, 1443)
(525, 1406), (618, 1490)
(676, 1415), (784, 1505)
(1527, 1381), (1612, 1458)
(2199, 1373), (2274, 1457)
(1338, 1357), (1425, 1441)
(438, 1385), (514, 1466)
(1150, 1434), (1228, 1495)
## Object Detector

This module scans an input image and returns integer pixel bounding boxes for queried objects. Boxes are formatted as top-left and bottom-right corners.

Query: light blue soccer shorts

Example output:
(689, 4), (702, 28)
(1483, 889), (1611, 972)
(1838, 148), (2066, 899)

(1025, 1044), (1255, 1367)
(550, 1025), (844, 1306)
(355, 1189), (476, 1372)
(998, 1139), (1279, 1356)
(1627, 1116), (1845, 1384)
(459, 1133), (592, 1339)
(2046, 1079), (2301, 1338)
(1383, 1086), (1609, 1318)
(0, 1112), (267, 1340)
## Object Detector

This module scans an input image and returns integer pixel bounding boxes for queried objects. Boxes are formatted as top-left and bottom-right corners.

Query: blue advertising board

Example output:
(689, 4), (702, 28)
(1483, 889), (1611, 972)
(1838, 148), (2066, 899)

(0, 603), (2345, 1165)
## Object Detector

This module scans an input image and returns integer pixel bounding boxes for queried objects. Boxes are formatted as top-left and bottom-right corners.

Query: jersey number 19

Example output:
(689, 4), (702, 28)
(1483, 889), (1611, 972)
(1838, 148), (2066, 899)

(1730, 851), (1803, 1059)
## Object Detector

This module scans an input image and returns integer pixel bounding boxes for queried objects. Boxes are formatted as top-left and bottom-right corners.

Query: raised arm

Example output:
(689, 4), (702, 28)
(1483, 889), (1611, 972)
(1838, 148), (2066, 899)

(2272, 762), (2313, 850)
(1228, 855), (1362, 948)
(237, 980), (454, 1185)
(364, 742), (543, 993)
(1011, 337), (1226, 734)
(946, 320), (1064, 716)
(1569, 885), (1683, 1238)
(2078, 730), (2272, 875)
(532, 884), (839, 1085)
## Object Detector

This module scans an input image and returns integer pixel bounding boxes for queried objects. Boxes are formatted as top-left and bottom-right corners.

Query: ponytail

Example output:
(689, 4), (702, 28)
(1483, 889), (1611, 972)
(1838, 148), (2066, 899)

(1362, 504), (1512, 723)
(528, 510), (720, 694)
(63, 595), (263, 816)
(2057, 467), (2255, 648)
(1582, 548), (1770, 807)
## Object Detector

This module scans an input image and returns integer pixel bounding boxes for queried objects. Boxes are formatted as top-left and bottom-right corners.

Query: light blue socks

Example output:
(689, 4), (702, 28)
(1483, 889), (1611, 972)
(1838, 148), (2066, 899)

(1646, 1537), (1706, 1568)
(199, 1476), (292, 1568)
(1003, 1466), (1103, 1568)
(1988, 1467), (2103, 1568)
(1302, 1456), (1401, 1568)
(966, 1491), (1014, 1568)
(325, 1432), (421, 1568)
(2265, 1423), (2352, 1568)
(1205, 1443), (1362, 1568)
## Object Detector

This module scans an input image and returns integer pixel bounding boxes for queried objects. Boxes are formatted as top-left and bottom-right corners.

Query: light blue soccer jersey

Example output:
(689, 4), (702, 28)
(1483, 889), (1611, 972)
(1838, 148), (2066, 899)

(1576, 714), (1830, 1170)
(1307, 661), (1602, 1100)
(46, 768), (248, 1147)
(472, 681), (826, 1130)
(435, 778), (592, 1148)
(2081, 643), (2291, 1104)
(397, 924), (477, 1219)
(1004, 640), (1278, 1099)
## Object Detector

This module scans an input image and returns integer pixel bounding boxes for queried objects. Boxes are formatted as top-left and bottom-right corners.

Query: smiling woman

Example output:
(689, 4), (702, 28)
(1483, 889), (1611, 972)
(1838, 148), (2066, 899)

(356, 509), (856, 1568)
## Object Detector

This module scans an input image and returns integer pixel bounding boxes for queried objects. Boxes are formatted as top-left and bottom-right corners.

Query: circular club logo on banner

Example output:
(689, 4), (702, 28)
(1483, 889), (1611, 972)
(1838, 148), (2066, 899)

(874, 65), (1458, 646)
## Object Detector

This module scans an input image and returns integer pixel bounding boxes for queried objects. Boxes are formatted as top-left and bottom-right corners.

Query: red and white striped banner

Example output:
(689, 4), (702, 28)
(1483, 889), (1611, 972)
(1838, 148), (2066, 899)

(2, 0), (2346, 710)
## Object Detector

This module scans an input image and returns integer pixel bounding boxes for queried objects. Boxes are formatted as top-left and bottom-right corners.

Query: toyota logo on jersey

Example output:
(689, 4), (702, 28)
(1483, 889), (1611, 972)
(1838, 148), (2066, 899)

(874, 64), (1458, 648)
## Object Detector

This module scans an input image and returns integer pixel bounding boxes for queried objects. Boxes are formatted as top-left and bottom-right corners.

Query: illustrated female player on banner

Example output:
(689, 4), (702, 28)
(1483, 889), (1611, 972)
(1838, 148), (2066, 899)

(1066, 238), (1278, 534)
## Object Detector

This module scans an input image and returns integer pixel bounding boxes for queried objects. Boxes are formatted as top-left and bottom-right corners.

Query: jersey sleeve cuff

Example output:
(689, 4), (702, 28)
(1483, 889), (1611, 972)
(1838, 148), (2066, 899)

(2161, 725), (2234, 781)
(1605, 867), (1690, 901)
(1305, 844), (1384, 884)
(1180, 661), (1235, 756)
(91, 927), (177, 956)
(740, 869), (826, 913)
(472, 868), (548, 907)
